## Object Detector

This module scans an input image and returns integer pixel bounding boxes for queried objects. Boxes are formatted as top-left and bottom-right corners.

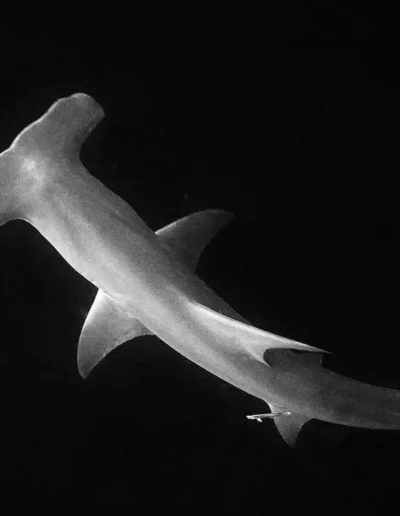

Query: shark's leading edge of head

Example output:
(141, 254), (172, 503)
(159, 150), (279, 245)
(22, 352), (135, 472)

(0, 93), (104, 226)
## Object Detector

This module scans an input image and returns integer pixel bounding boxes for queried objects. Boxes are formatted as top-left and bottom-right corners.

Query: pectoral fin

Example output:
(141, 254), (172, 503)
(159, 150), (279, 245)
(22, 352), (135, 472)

(77, 210), (233, 378)
(77, 290), (152, 378)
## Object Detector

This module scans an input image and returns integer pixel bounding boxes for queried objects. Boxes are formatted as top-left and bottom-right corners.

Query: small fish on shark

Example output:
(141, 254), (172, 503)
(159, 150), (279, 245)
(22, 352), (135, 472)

(1, 93), (399, 446)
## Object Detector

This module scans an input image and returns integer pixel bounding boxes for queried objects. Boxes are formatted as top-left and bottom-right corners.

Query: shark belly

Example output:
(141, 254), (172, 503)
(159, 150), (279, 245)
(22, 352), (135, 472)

(19, 163), (321, 415)
(25, 171), (179, 296)
(121, 283), (286, 406)
(23, 174), (272, 399)
(28, 187), (302, 408)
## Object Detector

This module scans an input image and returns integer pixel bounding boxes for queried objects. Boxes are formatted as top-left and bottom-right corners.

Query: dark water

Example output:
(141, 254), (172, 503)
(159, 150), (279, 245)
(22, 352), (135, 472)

(0, 6), (398, 515)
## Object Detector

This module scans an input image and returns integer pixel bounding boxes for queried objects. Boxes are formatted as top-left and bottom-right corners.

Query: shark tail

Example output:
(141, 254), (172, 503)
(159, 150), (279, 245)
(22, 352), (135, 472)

(253, 350), (400, 446)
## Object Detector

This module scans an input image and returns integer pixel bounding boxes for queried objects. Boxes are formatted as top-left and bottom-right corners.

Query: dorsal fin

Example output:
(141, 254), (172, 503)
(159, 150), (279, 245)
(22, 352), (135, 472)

(264, 348), (324, 368)
(296, 352), (323, 366)
(187, 301), (328, 365)
(156, 209), (234, 271)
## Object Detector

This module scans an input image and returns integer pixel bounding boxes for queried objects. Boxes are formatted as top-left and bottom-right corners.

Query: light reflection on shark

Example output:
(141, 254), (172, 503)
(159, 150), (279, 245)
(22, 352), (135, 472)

(1, 93), (399, 446)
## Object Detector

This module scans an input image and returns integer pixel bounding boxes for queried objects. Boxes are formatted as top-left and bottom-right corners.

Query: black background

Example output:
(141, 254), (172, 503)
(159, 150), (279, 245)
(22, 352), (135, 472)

(0, 5), (399, 515)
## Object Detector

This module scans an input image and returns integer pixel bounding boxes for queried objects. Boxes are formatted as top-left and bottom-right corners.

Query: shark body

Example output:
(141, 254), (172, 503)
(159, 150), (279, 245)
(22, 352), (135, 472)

(1, 93), (400, 446)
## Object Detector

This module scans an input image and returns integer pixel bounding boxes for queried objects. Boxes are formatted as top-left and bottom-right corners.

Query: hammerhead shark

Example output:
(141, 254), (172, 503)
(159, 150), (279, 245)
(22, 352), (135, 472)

(1, 93), (400, 446)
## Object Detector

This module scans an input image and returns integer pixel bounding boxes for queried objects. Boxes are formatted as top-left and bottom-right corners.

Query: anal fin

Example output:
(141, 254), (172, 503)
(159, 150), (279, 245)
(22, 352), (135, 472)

(246, 404), (312, 446)
(269, 404), (311, 446)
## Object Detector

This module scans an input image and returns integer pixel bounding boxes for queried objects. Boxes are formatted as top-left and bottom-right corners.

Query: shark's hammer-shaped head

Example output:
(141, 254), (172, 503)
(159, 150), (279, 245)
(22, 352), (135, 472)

(0, 93), (104, 226)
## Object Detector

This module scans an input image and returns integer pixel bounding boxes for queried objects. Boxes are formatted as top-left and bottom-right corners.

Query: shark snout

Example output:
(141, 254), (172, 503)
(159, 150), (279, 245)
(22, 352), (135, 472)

(0, 94), (106, 225)
(10, 93), (105, 159)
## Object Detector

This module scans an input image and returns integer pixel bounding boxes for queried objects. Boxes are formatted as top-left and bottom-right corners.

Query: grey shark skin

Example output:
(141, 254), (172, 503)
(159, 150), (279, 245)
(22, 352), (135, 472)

(1, 93), (400, 446)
